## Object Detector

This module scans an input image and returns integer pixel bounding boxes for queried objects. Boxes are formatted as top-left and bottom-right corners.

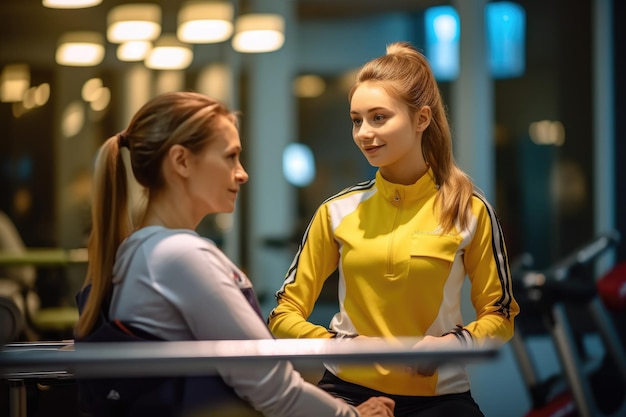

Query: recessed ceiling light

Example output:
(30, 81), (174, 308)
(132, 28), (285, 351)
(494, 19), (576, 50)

(42, 0), (102, 9)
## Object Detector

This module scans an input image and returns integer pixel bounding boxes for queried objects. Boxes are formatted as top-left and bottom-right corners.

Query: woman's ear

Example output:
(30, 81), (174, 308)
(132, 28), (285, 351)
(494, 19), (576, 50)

(167, 144), (191, 178)
(414, 106), (432, 132)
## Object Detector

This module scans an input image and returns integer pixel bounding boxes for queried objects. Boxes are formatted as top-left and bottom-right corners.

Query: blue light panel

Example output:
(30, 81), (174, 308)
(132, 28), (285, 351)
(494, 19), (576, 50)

(487, 1), (526, 78)
(424, 5), (460, 81)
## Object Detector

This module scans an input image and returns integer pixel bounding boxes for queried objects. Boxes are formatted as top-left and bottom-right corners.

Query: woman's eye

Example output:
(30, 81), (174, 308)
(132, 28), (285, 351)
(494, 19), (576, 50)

(373, 114), (386, 122)
(351, 118), (362, 126)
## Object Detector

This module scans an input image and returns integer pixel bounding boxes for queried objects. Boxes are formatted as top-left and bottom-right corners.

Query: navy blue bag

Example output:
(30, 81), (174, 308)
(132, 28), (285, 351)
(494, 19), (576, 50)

(75, 285), (261, 417)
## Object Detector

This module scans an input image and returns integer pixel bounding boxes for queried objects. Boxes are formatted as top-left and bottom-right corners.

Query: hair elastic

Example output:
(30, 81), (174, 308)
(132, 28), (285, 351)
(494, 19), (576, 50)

(117, 131), (129, 148)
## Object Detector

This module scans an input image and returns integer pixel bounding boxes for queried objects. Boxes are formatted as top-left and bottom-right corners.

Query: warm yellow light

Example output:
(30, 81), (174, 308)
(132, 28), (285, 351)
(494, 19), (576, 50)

(12, 102), (27, 118)
(293, 75), (326, 98)
(528, 120), (566, 146)
(81, 78), (102, 102)
(232, 14), (284, 53)
(23, 84), (51, 109)
(34, 83), (51, 107)
(117, 41), (152, 61)
(23, 87), (37, 109)
(56, 32), (105, 67)
(62, 100), (85, 138)
(178, 0), (234, 43)
(145, 35), (193, 70)
(42, 0), (101, 8)
(0, 64), (30, 103)
(107, 3), (161, 43)
(90, 87), (111, 112)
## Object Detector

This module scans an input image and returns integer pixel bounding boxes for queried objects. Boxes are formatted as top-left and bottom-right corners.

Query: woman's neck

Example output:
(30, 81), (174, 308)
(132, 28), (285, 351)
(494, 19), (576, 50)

(139, 194), (196, 230)
(379, 164), (428, 185)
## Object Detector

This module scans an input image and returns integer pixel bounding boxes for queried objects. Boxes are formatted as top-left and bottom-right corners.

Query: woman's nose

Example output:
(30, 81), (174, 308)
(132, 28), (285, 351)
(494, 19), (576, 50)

(236, 165), (249, 183)
(357, 126), (374, 142)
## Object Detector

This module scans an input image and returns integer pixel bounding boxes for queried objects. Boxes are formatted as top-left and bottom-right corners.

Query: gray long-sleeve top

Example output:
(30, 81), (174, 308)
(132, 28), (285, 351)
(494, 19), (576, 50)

(109, 225), (359, 417)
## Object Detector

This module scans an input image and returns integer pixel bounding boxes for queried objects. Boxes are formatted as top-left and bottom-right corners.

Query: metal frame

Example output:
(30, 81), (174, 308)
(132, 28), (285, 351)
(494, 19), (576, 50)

(1, 338), (500, 417)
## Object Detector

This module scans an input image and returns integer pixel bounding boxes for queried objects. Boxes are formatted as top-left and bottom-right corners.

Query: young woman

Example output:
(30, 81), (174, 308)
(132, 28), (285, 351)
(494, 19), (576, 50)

(75, 91), (394, 417)
(268, 42), (520, 417)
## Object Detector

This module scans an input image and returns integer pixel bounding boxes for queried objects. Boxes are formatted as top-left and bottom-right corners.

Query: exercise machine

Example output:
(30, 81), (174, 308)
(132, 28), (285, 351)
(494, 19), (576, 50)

(511, 231), (626, 417)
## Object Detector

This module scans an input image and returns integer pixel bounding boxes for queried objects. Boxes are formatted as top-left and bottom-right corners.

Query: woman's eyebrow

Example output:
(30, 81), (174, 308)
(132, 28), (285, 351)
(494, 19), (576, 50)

(350, 106), (387, 115)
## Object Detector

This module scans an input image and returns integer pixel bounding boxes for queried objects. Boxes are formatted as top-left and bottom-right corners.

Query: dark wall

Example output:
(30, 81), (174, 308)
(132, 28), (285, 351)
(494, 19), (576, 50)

(0, 68), (56, 247)
(494, 0), (594, 268)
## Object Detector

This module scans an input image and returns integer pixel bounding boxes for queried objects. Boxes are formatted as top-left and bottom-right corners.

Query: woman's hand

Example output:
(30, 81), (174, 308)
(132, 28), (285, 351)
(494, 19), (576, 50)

(356, 396), (395, 416)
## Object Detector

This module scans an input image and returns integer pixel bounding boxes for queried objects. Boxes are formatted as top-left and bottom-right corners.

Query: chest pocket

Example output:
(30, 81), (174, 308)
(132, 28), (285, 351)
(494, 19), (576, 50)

(410, 233), (462, 264)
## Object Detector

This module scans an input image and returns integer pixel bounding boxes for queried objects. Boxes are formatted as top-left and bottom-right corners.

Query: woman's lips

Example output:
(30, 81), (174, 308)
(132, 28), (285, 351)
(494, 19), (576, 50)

(363, 145), (383, 155)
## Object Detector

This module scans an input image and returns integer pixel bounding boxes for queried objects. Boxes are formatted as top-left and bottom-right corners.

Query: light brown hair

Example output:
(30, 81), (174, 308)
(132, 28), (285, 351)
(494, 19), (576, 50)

(349, 41), (473, 233)
(75, 91), (237, 339)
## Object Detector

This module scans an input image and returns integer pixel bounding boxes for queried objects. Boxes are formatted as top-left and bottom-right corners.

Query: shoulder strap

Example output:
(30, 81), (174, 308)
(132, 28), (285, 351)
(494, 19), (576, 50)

(111, 319), (163, 341)
(76, 283), (163, 342)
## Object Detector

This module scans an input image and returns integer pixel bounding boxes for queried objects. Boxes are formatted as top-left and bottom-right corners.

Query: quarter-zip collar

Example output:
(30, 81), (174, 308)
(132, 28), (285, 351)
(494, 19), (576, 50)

(374, 168), (438, 204)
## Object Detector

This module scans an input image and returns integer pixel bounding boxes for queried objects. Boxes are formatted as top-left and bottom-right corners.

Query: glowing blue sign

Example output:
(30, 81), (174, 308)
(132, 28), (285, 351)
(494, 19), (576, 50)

(424, 5), (460, 81)
(424, 2), (525, 80)
(487, 1), (526, 78)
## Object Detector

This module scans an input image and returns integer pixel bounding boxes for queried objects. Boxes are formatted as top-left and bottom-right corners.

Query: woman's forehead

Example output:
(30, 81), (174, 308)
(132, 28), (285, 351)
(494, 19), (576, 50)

(351, 82), (404, 111)
(207, 117), (240, 148)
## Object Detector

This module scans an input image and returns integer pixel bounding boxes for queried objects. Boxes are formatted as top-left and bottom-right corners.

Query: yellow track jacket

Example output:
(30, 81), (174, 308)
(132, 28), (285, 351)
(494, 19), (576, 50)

(268, 169), (519, 396)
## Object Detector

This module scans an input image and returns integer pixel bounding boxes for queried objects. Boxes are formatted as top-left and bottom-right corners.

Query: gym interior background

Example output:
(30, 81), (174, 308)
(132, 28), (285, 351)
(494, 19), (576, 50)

(0, 0), (625, 416)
